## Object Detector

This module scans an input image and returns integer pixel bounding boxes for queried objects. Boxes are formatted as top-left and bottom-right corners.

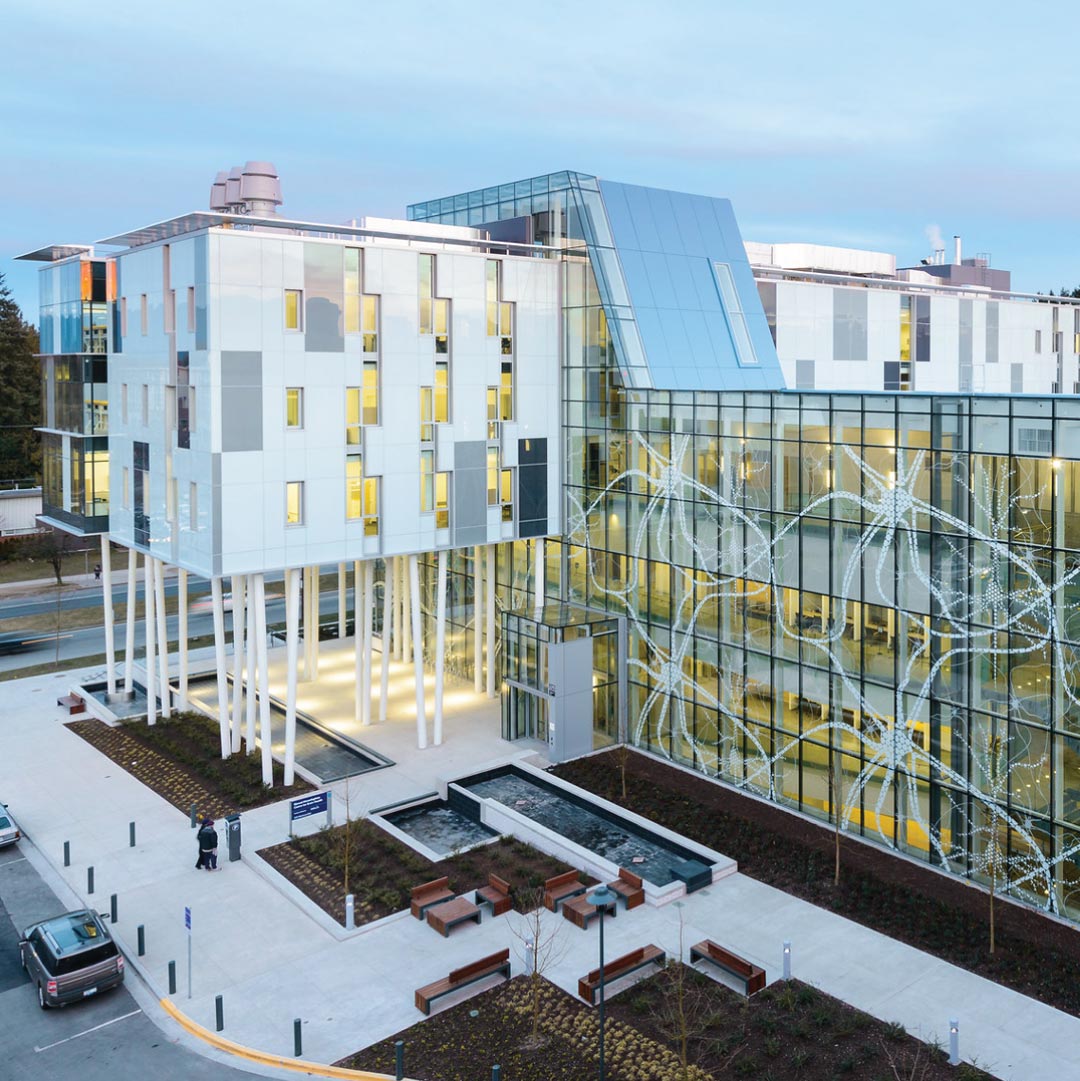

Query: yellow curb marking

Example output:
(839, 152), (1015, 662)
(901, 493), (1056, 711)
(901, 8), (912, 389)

(160, 997), (416, 1081)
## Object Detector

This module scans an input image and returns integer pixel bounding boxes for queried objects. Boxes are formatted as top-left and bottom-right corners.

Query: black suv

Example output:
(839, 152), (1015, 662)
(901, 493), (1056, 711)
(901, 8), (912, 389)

(19, 909), (125, 1008)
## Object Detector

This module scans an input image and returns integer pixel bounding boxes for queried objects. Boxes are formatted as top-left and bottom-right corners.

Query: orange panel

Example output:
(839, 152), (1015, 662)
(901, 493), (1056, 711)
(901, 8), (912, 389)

(106, 261), (117, 302)
(80, 261), (93, 301)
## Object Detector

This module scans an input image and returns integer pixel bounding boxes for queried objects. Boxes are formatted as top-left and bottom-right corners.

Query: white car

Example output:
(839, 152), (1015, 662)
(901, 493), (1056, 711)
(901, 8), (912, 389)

(0, 805), (20, 847)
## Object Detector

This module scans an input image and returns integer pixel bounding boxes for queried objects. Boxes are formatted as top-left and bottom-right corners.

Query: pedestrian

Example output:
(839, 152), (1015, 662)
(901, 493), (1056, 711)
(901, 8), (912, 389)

(197, 818), (219, 871)
(93, 563), (101, 581)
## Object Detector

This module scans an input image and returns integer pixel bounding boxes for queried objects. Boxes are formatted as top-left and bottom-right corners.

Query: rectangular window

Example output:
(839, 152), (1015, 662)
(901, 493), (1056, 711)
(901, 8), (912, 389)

(499, 361), (513, 421)
(345, 248), (361, 333)
(420, 387), (433, 442)
(362, 294), (378, 352)
(435, 471), (449, 528)
(120, 297), (128, 337)
(500, 301), (513, 355)
(121, 383), (128, 424)
(435, 297), (449, 354)
(286, 481), (303, 525)
(346, 454), (364, 519)
(419, 253), (434, 335)
(141, 384), (149, 426)
(486, 259), (499, 336)
(899, 295), (912, 362)
(362, 476), (379, 535)
(186, 286), (196, 333)
(362, 361), (379, 424)
(165, 289), (176, 333)
(345, 387), (362, 445)
(140, 294), (148, 335)
(714, 262), (757, 365)
(1035, 329), (1043, 353)
(188, 385), (196, 434)
(500, 467), (514, 522)
(434, 360), (449, 423)
(285, 387), (304, 429)
(420, 449), (434, 511)
(122, 466), (130, 509)
(189, 482), (198, 530)
(285, 289), (302, 331)
(487, 448), (499, 505)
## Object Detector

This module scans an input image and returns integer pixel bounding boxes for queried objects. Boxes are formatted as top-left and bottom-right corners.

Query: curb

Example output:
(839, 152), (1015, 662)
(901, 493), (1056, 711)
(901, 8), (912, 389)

(159, 997), (416, 1081)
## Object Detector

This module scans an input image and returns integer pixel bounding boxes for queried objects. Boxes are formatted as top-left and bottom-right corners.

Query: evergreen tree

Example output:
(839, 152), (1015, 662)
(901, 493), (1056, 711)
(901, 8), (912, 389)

(0, 272), (40, 483)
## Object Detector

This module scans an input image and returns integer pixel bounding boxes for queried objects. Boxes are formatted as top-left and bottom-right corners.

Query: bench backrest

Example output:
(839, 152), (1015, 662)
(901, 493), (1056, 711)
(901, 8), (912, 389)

(584, 946), (648, 985)
(450, 948), (510, 985)
(489, 873), (510, 895)
(545, 870), (579, 890)
(412, 876), (449, 900)
(618, 868), (644, 889)
(703, 940), (755, 977)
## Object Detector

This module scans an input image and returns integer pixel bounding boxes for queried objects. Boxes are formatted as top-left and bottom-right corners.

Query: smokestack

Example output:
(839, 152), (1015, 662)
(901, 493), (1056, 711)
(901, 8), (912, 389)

(238, 161), (283, 216)
(209, 171), (229, 211)
(954, 235), (962, 265)
(224, 166), (244, 210)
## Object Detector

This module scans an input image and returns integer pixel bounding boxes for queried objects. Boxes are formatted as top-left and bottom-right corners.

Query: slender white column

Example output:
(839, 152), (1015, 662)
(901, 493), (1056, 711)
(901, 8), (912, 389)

(434, 549), (447, 746)
(409, 554), (427, 749)
(338, 562), (347, 640)
(177, 568), (188, 710)
(211, 576), (229, 758)
(101, 536), (116, 695)
(154, 558), (170, 719)
(311, 565), (321, 676)
(302, 566), (313, 679)
(123, 548), (137, 693)
(473, 545), (483, 693)
(284, 567), (300, 786)
(144, 554), (157, 726)
(245, 577), (257, 752)
(254, 574), (272, 786)
(534, 538), (546, 612)
(402, 555), (412, 660)
(363, 560), (374, 726)
(398, 556), (407, 661)
(361, 562), (369, 722)
(486, 543), (496, 698)
(380, 558), (392, 722)
(231, 575), (247, 754)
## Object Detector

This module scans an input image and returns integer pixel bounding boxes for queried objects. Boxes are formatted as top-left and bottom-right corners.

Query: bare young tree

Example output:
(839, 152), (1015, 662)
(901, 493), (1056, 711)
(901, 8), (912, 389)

(830, 748), (842, 887)
(613, 742), (632, 801)
(340, 779), (356, 897)
(509, 887), (569, 1045)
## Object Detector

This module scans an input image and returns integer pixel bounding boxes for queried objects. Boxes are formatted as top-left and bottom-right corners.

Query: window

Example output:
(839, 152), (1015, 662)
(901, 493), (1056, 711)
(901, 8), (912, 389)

(122, 466), (130, 509)
(487, 448), (499, 505)
(188, 385), (196, 434)
(285, 387), (304, 429)
(187, 286), (196, 333)
(362, 295), (378, 352)
(285, 289), (303, 331)
(121, 383), (128, 424)
(499, 361), (513, 421)
(346, 456), (379, 534)
(486, 259), (514, 352)
(345, 387), (362, 445)
(434, 360), (449, 422)
(435, 470), (449, 528)
(500, 467), (514, 522)
(189, 482), (198, 530)
(362, 360), (379, 423)
(345, 248), (361, 332)
(435, 298), (449, 353)
(420, 387), (433, 442)
(899, 295), (912, 362)
(165, 289), (176, 333)
(712, 262), (757, 365)
(1035, 329), (1043, 353)
(420, 449), (434, 511)
(141, 385), (149, 426)
(418, 253), (434, 335)
(120, 297), (128, 337)
(140, 294), (148, 336)
(286, 481), (303, 525)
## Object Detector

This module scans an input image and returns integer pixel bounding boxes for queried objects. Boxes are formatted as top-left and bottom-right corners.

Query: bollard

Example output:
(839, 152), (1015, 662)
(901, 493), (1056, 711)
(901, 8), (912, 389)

(87, 866), (94, 895)
(168, 960), (177, 995)
(190, 803), (198, 828)
(783, 939), (791, 980)
(293, 1018), (302, 1057)
(215, 995), (224, 1032)
(110, 893), (118, 924)
(395, 1039), (404, 1080)
(949, 1018), (959, 1066)
(345, 893), (355, 931)
(492, 1067), (502, 1081)
(129, 821), (136, 847)
(63, 840), (70, 867)
(137, 924), (145, 957)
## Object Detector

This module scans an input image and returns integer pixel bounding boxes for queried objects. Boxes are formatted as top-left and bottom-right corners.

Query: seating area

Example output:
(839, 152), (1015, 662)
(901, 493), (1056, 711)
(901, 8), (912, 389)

(607, 867), (645, 910)
(426, 896), (482, 937)
(562, 891), (617, 930)
(415, 949), (512, 1015)
(543, 870), (587, 911)
(690, 938), (766, 995)
(578, 944), (666, 1005)
(410, 877), (455, 919)
(56, 693), (85, 715)
(474, 873), (512, 916)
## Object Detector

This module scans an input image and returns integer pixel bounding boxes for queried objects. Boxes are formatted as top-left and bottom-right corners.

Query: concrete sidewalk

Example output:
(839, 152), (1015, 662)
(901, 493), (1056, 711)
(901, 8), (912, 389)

(1, 663), (1078, 1079)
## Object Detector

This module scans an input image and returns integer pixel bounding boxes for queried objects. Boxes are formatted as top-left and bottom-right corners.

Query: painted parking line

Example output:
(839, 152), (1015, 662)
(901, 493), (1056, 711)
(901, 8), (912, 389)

(33, 1008), (142, 1052)
(0, 856), (28, 865)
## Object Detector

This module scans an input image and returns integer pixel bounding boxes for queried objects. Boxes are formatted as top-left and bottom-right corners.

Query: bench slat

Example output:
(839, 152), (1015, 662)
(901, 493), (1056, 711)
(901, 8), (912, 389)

(690, 939), (765, 995)
(578, 944), (665, 1004)
(416, 949), (511, 1015)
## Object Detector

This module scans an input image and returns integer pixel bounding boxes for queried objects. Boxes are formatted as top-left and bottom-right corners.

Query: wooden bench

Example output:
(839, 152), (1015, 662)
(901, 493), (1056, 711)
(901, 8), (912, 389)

(690, 939), (766, 995)
(607, 867), (645, 910)
(475, 873), (512, 916)
(562, 892), (616, 930)
(57, 694), (85, 715)
(578, 944), (665, 1005)
(415, 948), (511, 1015)
(543, 870), (587, 911)
(410, 876), (454, 919)
(426, 896), (482, 937)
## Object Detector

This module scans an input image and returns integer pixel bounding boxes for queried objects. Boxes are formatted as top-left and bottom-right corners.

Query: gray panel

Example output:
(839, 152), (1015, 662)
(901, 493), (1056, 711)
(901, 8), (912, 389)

(959, 299), (973, 366)
(986, 302), (999, 364)
(795, 359), (815, 389)
(304, 243), (344, 353)
(221, 350), (262, 386)
(1011, 363), (1024, 393)
(220, 387), (263, 451)
(832, 288), (867, 361)
(453, 440), (487, 545)
(194, 234), (208, 350)
(914, 295), (931, 363)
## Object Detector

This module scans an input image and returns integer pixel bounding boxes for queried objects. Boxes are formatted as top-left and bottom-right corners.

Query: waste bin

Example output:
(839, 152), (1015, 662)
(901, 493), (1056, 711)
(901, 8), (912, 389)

(225, 813), (241, 862)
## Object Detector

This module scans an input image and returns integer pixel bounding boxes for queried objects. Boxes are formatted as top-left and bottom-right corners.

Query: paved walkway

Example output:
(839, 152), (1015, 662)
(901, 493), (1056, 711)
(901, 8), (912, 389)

(1, 663), (1078, 1080)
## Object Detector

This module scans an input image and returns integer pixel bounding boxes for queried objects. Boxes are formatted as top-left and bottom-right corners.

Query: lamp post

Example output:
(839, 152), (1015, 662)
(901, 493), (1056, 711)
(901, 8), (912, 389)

(588, 884), (617, 1081)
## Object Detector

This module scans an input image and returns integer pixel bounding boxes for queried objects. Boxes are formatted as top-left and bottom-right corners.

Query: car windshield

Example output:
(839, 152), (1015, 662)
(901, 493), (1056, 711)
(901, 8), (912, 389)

(0, 817), (10, 829)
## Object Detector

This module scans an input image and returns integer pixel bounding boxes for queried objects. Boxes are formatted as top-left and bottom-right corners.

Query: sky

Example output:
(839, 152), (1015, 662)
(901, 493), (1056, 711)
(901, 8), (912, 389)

(3, 0), (1080, 319)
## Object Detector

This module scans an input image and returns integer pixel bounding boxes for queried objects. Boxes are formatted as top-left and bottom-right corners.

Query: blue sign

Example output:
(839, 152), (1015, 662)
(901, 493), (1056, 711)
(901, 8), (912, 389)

(290, 791), (329, 821)
(184, 906), (191, 930)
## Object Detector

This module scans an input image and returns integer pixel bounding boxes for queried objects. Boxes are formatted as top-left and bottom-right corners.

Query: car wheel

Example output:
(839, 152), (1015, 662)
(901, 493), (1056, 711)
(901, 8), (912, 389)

(37, 983), (48, 1010)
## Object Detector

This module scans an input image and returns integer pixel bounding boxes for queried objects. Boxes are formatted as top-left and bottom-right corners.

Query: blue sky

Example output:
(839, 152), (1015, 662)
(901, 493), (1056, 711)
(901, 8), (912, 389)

(3, 0), (1080, 319)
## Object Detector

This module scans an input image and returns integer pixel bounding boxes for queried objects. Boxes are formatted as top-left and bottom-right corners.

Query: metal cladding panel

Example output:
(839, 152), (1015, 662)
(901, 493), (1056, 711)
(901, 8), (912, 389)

(303, 243), (344, 352)
(517, 436), (547, 538)
(453, 440), (488, 546)
(597, 179), (786, 392)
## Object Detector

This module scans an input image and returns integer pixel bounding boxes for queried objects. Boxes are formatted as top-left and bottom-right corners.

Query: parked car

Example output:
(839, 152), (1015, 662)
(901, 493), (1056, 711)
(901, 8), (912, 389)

(0, 804), (19, 847)
(19, 909), (124, 1008)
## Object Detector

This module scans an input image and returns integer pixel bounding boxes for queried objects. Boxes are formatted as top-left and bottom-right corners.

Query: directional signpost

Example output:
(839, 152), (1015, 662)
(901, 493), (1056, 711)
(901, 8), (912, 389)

(289, 791), (331, 837)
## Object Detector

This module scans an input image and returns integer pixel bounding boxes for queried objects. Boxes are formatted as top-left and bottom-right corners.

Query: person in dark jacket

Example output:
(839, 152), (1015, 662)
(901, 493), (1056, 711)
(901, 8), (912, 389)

(196, 818), (219, 871)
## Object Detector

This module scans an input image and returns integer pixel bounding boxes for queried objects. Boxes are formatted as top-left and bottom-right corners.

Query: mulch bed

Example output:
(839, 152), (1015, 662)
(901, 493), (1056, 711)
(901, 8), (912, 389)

(339, 971), (995, 1081)
(67, 712), (312, 819)
(259, 821), (586, 926)
(554, 749), (1080, 1018)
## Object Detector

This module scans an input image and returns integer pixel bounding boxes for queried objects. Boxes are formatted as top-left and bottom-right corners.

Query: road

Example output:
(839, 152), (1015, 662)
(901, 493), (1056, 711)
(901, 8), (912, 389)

(0, 845), (280, 1080)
